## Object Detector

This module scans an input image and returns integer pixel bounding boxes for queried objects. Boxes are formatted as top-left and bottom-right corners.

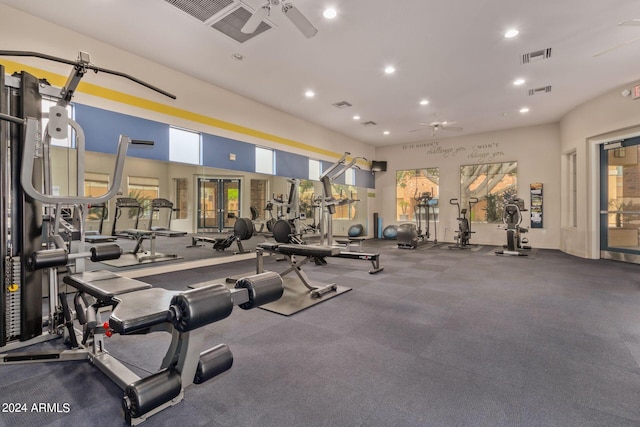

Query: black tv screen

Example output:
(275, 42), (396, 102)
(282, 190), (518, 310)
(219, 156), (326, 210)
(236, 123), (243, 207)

(371, 161), (387, 172)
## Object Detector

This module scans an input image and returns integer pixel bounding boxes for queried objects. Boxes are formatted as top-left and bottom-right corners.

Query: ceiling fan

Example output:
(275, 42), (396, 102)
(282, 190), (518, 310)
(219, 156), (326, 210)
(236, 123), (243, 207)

(410, 121), (463, 136)
(241, 0), (318, 38)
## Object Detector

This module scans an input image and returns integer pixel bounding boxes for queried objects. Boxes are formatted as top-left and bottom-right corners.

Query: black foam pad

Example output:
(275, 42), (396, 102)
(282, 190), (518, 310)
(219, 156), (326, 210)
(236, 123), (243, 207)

(194, 344), (233, 384)
(168, 284), (233, 332)
(235, 272), (284, 309)
(28, 248), (68, 270)
(90, 244), (122, 262)
(272, 219), (294, 243)
(123, 369), (182, 419)
(276, 244), (341, 258)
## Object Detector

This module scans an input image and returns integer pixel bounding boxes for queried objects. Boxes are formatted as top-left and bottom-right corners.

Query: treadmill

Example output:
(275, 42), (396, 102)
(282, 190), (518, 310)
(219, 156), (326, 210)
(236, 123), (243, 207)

(149, 198), (187, 237)
(85, 203), (117, 243)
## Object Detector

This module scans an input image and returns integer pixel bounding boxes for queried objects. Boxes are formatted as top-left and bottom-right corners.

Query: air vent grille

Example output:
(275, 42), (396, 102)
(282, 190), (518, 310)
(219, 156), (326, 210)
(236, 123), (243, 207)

(522, 48), (552, 64)
(164, 0), (234, 22)
(211, 6), (272, 43)
(332, 101), (353, 109)
(361, 121), (377, 127)
(528, 86), (552, 96)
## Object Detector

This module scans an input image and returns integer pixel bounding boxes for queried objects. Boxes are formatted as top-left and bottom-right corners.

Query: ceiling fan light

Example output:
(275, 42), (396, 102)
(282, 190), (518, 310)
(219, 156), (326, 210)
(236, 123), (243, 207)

(283, 3), (318, 38)
(504, 28), (519, 38)
(513, 78), (525, 86)
(323, 8), (337, 19)
(241, 4), (269, 34)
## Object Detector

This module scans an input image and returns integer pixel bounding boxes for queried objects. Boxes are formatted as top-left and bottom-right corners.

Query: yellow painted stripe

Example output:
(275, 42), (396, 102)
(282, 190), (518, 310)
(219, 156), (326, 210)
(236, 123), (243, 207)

(1, 58), (370, 167)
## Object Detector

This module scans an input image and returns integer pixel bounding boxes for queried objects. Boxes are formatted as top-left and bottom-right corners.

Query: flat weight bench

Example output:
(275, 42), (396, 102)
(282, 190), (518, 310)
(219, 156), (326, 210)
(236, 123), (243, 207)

(121, 229), (180, 264)
(333, 237), (366, 252)
(256, 242), (342, 299)
(63, 269), (283, 425)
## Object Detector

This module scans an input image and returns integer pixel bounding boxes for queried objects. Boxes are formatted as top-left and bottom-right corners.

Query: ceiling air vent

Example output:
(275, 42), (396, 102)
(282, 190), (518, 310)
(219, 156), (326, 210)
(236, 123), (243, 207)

(361, 121), (377, 127)
(332, 101), (353, 109)
(522, 48), (552, 64)
(163, 0), (235, 22)
(528, 86), (552, 96)
(209, 4), (273, 44)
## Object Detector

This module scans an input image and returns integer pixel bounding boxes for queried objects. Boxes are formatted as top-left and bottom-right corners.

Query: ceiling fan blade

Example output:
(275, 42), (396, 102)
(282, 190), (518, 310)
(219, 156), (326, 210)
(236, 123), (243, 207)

(593, 36), (640, 57)
(282, 3), (318, 38)
(241, 4), (269, 34)
(618, 19), (640, 26)
(442, 126), (463, 132)
(408, 128), (426, 133)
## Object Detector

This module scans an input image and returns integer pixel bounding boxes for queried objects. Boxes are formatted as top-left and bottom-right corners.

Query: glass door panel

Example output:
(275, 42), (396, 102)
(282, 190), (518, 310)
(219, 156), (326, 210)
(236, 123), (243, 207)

(197, 179), (218, 230)
(600, 137), (640, 262)
(222, 180), (240, 229)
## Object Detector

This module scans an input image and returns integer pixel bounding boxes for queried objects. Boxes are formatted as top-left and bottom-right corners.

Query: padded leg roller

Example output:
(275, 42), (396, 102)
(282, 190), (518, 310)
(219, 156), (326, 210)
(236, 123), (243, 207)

(122, 369), (182, 420)
(90, 244), (122, 261)
(194, 344), (234, 384)
(167, 284), (233, 332)
(235, 272), (284, 309)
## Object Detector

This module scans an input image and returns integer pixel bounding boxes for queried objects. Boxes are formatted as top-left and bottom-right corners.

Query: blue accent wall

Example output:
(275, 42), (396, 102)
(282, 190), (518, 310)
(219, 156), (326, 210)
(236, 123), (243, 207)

(276, 150), (308, 179)
(73, 103), (375, 188)
(202, 133), (255, 172)
(75, 104), (169, 160)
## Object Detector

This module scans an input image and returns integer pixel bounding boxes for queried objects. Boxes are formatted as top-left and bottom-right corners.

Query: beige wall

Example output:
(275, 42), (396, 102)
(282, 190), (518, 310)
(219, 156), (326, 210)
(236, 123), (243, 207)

(374, 124), (561, 249)
(560, 80), (640, 258)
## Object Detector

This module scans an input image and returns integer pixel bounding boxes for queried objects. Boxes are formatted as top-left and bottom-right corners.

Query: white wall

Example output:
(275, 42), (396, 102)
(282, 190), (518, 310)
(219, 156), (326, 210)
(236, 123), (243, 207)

(374, 123), (561, 249)
(560, 80), (640, 258)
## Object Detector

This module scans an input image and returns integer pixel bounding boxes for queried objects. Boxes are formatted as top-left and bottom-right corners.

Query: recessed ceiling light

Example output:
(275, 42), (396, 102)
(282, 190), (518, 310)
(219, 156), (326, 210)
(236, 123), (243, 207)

(305, 90), (315, 98)
(519, 107), (530, 113)
(231, 53), (244, 61)
(384, 66), (396, 74)
(353, 115), (361, 120)
(504, 28), (519, 38)
(323, 8), (337, 19)
(383, 131), (390, 135)
(419, 99), (429, 106)
(513, 78), (525, 86)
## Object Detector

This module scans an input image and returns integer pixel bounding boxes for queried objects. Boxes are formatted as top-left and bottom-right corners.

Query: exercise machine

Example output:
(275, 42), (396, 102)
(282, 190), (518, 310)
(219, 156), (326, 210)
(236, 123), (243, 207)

(448, 197), (478, 249)
(148, 198), (187, 237)
(111, 197), (143, 237)
(0, 51), (282, 425)
(85, 203), (118, 243)
(397, 190), (438, 249)
(189, 217), (255, 254)
(495, 197), (531, 256)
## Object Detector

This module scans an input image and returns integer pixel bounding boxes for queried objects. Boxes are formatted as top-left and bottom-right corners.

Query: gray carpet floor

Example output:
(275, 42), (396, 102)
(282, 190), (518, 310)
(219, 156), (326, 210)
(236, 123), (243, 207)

(2, 239), (640, 426)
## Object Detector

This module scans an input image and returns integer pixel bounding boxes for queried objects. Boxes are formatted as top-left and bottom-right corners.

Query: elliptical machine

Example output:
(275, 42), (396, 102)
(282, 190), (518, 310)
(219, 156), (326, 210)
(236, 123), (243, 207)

(397, 190), (438, 249)
(495, 197), (531, 256)
(448, 197), (478, 249)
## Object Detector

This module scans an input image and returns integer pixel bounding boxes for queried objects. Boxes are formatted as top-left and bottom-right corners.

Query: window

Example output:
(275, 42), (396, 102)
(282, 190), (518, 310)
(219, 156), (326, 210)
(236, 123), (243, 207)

(128, 176), (160, 218)
(250, 179), (268, 220)
(345, 168), (355, 186)
(567, 151), (577, 227)
(85, 172), (110, 220)
(42, 97), (74, 148)
(169, 127), (200, 164)
(460, 161), (517, 223)
(256, 147), (275, 175)
(331, 183), (358, 220)
(298, 179), (317, 220)
(309, 159), (322, 180)
(395, 168), (439, 222)
(175, 178), (188, 219)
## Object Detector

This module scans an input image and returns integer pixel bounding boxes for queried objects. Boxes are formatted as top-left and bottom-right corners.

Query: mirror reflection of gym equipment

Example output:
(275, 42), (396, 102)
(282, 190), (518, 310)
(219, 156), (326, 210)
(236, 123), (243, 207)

(0, 51), (284, 426)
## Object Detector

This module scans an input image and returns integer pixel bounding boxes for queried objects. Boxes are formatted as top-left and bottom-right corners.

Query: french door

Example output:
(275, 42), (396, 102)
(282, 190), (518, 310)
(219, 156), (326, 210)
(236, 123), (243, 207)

(196, 178), (240, 232)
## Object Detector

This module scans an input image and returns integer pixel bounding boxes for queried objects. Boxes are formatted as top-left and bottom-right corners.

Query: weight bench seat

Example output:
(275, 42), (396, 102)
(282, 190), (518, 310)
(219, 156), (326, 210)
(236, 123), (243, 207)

(268, 244), (341, 258)
(63, 270), (152, 303)
(110, 287), (178, 334)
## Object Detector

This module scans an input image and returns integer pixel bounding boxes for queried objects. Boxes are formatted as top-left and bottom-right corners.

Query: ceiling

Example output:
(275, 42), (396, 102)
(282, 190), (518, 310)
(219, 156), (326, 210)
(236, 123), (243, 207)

(2, 0), (640, 146)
